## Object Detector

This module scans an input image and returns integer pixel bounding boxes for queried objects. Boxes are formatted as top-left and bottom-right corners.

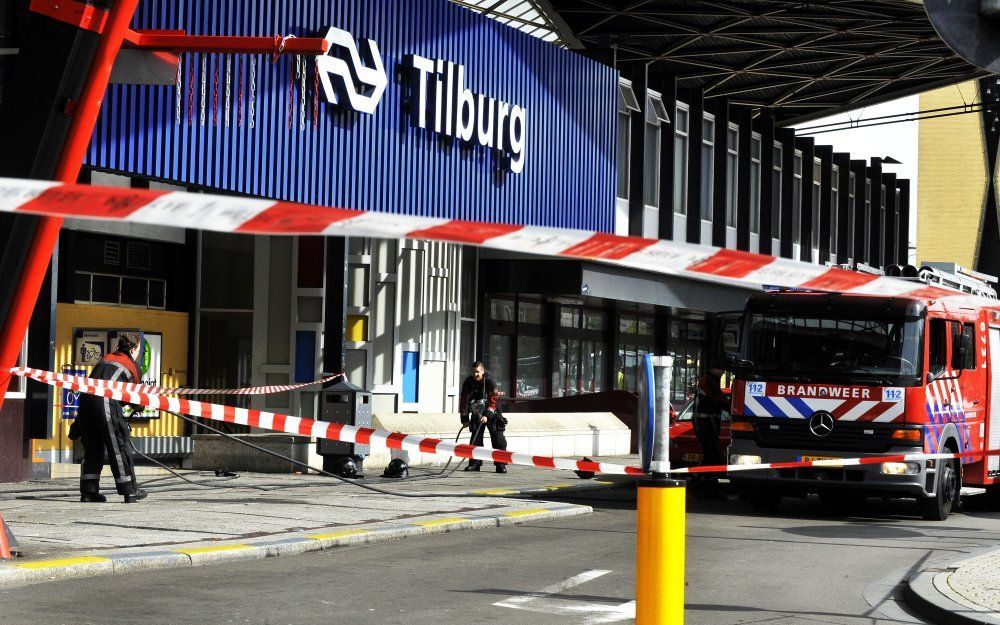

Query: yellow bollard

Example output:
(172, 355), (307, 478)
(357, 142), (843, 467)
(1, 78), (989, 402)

(636, 477), (685, 625)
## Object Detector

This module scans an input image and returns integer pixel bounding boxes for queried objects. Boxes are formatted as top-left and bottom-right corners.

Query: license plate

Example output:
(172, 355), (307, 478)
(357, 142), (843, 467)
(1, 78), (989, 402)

(797, 455), (840, 462)
(682, 453), (703, 462)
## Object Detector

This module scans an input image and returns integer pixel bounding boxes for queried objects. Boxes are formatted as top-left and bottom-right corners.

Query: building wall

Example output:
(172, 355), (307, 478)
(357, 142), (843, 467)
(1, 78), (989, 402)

(615, 82), (910, 268)
(245, 235), (465, 418)
(917, 81), (985, 268)
(32, 303), (188, 463)
(0, 399), (29, 481)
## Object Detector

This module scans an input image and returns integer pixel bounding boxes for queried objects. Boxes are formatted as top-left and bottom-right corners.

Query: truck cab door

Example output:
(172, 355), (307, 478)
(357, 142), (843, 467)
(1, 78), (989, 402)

(952, 320), (983, 455)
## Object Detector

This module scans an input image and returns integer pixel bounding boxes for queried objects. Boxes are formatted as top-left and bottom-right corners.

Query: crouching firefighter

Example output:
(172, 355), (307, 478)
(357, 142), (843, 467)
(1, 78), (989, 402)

(69, 332), (148, 503)
(459, 361), (508, 473)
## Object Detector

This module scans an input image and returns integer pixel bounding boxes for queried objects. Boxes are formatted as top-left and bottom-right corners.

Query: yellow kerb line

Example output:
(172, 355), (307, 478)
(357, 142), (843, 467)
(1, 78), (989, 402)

(14, 556), (108, 570)
(504, 508), (551, 518)
(471, 488), (518, 495)
(306, 529), (371, 541)
(173, 544), (251, 555)
(414, 516), (467, 528)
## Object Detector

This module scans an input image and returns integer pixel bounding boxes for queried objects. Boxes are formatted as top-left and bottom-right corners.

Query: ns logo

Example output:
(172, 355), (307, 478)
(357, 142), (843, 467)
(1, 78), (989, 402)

(315, 27), (387, 115)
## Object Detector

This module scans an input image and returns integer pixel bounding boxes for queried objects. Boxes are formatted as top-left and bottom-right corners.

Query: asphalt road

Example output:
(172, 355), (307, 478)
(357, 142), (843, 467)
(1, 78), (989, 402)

(4, 488), (1000, 625)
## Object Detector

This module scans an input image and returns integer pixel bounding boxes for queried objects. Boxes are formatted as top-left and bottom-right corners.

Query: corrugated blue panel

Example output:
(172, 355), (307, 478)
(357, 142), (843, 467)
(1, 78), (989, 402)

(87, 0), (616, 232)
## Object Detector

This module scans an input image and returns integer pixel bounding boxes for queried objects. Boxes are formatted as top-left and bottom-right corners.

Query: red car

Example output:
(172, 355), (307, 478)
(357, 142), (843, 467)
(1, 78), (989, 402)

(668, 389), (732, 468)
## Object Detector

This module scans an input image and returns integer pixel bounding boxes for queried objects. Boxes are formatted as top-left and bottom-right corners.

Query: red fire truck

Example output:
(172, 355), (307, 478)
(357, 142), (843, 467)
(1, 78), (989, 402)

(727, 264), (1000, 520)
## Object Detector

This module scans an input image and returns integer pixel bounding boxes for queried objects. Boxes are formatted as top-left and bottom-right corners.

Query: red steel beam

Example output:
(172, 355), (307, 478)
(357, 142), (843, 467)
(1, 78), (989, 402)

(27, 0), (109, 34)
(124, 30), (330, 55)
(0, 0), (141, 403)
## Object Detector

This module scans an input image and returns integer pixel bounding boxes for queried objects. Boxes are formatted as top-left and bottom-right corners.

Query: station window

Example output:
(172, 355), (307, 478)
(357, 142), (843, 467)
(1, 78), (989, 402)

(880, 184), (887, 264)
(618, 313), (655, 393)
(847, 172), (856, 258)
(864, 179), (872, 261)
(553, 305), (606, 397)
(643, 91), (670, 208)
(617, 79), (640, 201)
(673, 103), (690, 215)
(811, 158), (822, 250)
(669, 318), (706, 403)
(791, 150), (802, 245)
(700, 115), (715, 221)
(749, 133), (761, 234)
(895, 187), (902, 260)
(725, 124), (738, 228)
(831, 165), (840, 254)
(490, 297), (515, 322)
(75, 271), (167, 310)
(485, 296), (547, 399)
(771, 143), (783, 237)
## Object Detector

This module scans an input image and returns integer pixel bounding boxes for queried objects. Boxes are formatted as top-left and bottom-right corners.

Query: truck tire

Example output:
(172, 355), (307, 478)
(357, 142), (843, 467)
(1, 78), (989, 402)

(747, 488), (781, 513)
(919, 457), (958, 521)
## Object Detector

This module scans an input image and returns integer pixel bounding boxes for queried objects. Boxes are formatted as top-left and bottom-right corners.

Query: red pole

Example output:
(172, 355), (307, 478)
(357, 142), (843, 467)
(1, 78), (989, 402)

(0, 0), (141, 403)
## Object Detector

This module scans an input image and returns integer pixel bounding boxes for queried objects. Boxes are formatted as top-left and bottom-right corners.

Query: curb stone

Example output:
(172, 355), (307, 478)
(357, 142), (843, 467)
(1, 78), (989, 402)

(0, 503), (591, 588)
(905, 546), (1000, 625)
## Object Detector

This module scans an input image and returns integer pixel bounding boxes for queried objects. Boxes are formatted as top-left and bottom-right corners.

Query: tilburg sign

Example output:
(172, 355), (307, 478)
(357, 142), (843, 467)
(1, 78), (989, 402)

(315, 26), (527, 174)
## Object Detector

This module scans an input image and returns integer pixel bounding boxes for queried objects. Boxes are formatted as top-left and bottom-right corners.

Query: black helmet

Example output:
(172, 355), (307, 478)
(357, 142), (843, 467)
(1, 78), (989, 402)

(574, 457), (596, 480)
(338, 457), (358, 478)
(383, 458), (409, 479)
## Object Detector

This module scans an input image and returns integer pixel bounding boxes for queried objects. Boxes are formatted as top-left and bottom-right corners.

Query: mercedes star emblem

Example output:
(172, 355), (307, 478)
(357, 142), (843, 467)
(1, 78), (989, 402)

(809, 411), (835, 437)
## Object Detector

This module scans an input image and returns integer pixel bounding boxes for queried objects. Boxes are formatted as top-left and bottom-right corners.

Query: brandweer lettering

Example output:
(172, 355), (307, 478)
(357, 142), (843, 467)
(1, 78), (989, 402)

(774, 385), (871, 399)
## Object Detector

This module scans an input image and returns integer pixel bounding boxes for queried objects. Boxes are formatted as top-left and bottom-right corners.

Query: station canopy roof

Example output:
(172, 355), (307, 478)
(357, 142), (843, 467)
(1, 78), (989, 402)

(461, 0), (984, 126)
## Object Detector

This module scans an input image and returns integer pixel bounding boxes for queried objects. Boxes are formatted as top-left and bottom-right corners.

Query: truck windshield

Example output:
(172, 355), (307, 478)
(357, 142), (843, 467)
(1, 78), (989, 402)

(743, 313), (923, 384)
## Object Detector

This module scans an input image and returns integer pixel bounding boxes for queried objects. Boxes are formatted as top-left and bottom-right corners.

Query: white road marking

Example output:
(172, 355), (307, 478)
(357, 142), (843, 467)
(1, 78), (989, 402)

(494, 569), (635, 624)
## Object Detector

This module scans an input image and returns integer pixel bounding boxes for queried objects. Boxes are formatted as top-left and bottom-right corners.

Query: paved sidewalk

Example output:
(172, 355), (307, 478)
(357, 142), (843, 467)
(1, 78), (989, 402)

(907, 545), (1000, 625)
(0, 459), (632, 587)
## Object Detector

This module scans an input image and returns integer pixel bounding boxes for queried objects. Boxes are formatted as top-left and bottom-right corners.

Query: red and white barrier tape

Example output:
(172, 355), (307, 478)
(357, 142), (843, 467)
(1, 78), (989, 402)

(15, 368), (1000, 480)
(9, 367), (343, 396)
(0, 178), (996, 305)
(14, 368), (646, 477)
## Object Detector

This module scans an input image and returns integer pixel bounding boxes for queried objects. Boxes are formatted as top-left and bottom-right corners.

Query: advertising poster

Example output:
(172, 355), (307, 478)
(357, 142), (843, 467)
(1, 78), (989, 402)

(61, 366), (86, 419)
(74, 330), (107, 366)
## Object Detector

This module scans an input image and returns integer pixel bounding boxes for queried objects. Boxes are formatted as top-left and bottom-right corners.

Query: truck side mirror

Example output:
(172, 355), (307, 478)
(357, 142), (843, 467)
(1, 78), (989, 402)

(724, 351), (753, 373)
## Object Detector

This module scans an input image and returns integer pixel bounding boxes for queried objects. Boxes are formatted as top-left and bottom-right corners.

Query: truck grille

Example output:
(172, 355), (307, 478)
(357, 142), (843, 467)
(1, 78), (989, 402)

(748, 419), (902, 453)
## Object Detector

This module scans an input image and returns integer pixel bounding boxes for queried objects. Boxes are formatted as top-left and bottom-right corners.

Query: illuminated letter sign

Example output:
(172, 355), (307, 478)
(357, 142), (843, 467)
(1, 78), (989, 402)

(403, 54), (526, 174)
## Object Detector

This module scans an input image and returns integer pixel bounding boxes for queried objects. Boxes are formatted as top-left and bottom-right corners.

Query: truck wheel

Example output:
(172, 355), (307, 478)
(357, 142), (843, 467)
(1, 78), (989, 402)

(920, 458), (958, 521)
(747, 488), (781, 513)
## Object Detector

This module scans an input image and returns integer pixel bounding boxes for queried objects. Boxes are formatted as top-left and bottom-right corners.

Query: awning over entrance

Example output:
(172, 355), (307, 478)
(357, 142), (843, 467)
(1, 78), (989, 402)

(480, 256), (753, 312)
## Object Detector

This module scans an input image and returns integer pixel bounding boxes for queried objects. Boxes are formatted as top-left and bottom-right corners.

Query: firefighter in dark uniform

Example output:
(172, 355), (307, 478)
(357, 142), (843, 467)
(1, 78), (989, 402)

(459, 361), (508, 473)
(692, 365), (730, 497)
(694, 365), (730, 466)
(72, 332), (147, 503)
